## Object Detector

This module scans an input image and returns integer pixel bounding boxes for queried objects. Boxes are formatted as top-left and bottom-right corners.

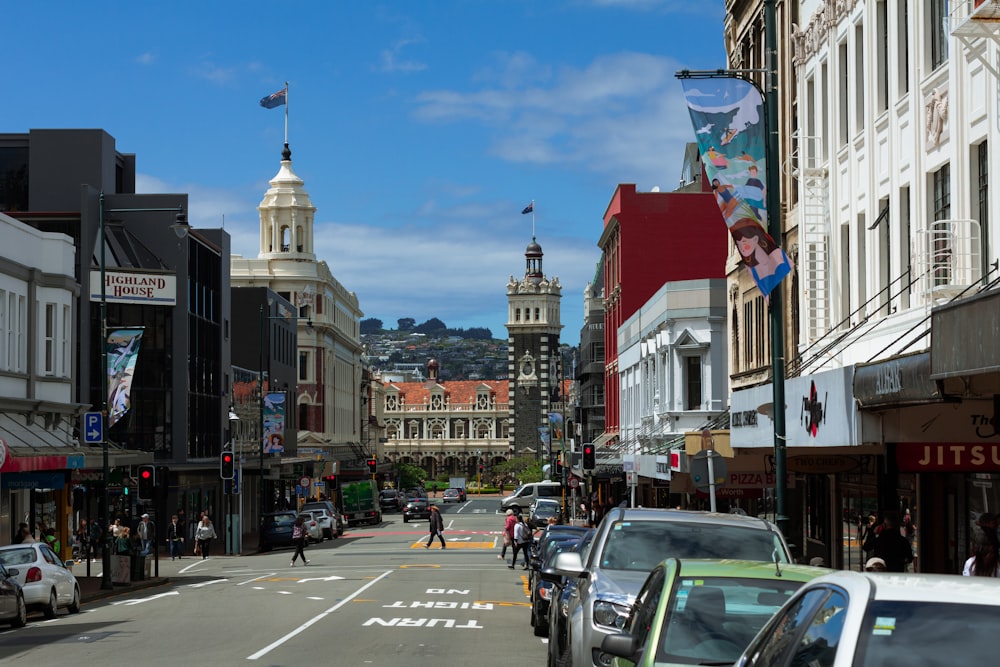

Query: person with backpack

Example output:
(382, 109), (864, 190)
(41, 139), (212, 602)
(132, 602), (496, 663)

(509, 515), (531, 570)
(290, 516), (310, 566)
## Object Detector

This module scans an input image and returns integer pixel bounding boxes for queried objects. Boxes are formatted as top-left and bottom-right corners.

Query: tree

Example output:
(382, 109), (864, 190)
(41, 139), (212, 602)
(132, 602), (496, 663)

(397, 317), (416, 331)
(394, 462), (427, 490)
(491, 455), (545, 484)
(414, 317), (447, 335)
(360, 318), (383, 334)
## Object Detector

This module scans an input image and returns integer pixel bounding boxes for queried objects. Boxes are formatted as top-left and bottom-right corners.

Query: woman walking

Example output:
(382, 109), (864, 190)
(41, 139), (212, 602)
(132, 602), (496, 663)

(290, 516), (310, 566)
(425, 505), (446, 549)
(195, 515), (217, 560)
(509, 515), (531, 570)
(964, 512), (1000, 577)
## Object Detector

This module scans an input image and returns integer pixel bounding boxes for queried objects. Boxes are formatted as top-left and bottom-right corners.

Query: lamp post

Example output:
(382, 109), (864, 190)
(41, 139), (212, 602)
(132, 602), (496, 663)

(97, 193), (185, 590)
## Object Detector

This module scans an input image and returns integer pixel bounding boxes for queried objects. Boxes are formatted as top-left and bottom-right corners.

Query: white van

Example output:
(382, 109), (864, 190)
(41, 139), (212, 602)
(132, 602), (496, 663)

(500, 481), (563, 513)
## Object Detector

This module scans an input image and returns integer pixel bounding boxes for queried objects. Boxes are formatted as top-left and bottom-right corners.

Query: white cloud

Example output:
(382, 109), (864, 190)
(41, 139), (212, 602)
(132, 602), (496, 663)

(377, 36), (427, 73)
(135, 52), (155, 65)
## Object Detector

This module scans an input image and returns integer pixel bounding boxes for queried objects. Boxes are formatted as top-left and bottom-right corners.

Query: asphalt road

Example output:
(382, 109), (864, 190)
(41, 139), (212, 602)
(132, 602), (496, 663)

(0, 497), (546, 665)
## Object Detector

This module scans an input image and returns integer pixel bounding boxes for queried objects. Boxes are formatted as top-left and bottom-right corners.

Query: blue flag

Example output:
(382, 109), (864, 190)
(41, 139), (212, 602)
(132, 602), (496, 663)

(260, 88), (287, 109)
(521, 202), (533, 214)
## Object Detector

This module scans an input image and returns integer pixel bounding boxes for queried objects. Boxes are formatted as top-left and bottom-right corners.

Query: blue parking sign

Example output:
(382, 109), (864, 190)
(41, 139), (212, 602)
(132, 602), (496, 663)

(83, 412), (103, 443)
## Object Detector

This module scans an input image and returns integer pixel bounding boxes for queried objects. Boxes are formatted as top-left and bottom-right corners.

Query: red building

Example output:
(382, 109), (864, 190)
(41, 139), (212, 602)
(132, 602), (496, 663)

(596, 182), (729, 447)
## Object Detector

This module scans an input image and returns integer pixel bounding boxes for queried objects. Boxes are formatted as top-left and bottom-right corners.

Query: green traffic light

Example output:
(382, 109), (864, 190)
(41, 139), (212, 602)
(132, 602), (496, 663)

(124, 486), (129, 495)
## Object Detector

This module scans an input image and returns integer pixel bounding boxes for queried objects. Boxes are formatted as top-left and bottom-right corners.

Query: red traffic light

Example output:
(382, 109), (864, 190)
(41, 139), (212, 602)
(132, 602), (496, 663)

(367, 458), (378, 473)
(222, 453), (233, 463)
(140, 469), (153, 480)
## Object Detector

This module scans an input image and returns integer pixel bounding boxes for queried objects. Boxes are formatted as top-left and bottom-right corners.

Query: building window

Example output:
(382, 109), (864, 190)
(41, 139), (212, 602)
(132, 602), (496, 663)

(855, 23), (865, 131)
(386, 395), (398, 411)
(838, 41), (849, 145)
(0, 289), (26, 373)
(43, 303), (55, 375)
(455, 422), (466, 439)
(685, 356), (702, 411)
(897, 0), (909, 95)
(876, 2), (889, 113)
(408, 421), (420, 439)
(430, 394), (443, 410)
(929, 0), (949, 70)
(932, 163), (951, 286)
(298, 350), (311, 382)
(62, 304), (71, 377)
(476, 392), (490, 410)
(976, 142), (989, 281)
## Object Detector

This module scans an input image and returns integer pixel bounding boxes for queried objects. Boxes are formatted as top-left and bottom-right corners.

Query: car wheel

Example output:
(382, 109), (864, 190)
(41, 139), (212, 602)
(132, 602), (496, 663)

(68, 585), (81, 614)
(10, 593), (26, 628)
(42, 588), (58, 619)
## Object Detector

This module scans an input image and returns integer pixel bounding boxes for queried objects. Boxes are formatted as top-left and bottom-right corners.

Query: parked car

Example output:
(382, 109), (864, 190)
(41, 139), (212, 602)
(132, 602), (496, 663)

(297, 513), (324, 542)
(500, 481), (562, 514)
(301, 501), (346, 536)
(260, 511), (298, 551)
(600, 559), (827, 666)
(529, 498), (563, 528)
(0, 563), (26, 628)
(734, 571), (1000, 667)
(529, 527), (590, 636)
(442, 488), (466, 503)
(0, 543), (80, 618)
(546, 508), (792, 667)
(403, 498), (432, 522)
(405, 488), (428, 500)
(300, 509), (335, 540)
(332, 508), (347, 535)
(547, 529), (598, 667)
(379, 489), (404, 512)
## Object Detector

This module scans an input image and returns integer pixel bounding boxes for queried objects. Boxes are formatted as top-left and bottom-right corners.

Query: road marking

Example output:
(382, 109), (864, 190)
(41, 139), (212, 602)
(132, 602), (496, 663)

(237, 573), (277, 586)
(111, 591), (180, 606)
(188, 579), (228, 588)
(247, 569), (393, 661)
(297, 575), (345, 583)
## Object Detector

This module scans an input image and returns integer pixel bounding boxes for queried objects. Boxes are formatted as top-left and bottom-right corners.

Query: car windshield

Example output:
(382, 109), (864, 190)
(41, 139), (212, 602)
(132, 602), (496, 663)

(266, 514), (296, 527)
(855, 600), (1000, 665)
(598, 520), (786, 572)
(657, 577), (805, 664)
(0, 548), (36, 566)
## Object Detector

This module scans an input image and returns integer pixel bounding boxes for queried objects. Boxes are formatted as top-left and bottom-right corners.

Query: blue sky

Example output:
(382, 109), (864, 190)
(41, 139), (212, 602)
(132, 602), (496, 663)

(11, 1), (725, 346)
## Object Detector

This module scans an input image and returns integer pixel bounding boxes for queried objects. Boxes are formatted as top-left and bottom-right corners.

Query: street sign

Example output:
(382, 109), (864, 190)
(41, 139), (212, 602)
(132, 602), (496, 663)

(83, 412), (103, 443)
(568, 476), (580, 489)
(690, 449), (727, 490)
(299, 476), (311, 488)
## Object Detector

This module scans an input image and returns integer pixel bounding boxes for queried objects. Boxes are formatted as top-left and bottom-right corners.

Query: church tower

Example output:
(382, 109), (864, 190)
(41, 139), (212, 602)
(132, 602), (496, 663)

(506, 237), (562, 458)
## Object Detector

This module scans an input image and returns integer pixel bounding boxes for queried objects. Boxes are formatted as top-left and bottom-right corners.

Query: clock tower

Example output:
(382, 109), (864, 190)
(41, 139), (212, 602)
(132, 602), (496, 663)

(506, 237), (562, 458)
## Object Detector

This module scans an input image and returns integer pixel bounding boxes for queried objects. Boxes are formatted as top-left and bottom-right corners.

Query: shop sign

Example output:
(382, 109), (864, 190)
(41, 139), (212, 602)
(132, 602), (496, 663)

(786, 455), (860, 474)
(89, 270), (176, 305)
(897, 443), (1000, 472)
(731, 367), (859, 448)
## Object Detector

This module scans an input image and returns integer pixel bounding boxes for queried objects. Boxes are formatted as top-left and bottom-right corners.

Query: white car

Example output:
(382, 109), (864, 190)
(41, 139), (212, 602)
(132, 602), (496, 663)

(303, 509), (339, 540)
(735, 570), (1000, 667)
(297, 513), (324, 542)
(0, 543), (80, 618)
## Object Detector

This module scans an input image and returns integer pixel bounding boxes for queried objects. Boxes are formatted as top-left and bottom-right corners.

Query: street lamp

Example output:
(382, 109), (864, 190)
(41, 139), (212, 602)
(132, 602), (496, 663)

(97, 193), (184, 590)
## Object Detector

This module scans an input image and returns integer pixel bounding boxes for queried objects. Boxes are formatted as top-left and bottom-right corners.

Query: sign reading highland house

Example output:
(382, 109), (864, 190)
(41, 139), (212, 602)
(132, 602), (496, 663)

(89, 270), (177, 306)
(731, 366), (859, 447)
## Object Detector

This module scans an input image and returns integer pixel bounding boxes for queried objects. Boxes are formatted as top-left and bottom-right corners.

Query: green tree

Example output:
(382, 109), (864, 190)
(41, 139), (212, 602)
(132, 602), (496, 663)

(360, 317), (383, 334)
(394, 462), (427, 490)
(397, 317), (416, 331)
(491, 455), (545, 484)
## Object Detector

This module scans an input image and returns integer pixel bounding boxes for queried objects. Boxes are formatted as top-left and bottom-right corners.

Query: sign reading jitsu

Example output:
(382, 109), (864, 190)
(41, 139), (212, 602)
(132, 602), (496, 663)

(680, 76), (791, 297)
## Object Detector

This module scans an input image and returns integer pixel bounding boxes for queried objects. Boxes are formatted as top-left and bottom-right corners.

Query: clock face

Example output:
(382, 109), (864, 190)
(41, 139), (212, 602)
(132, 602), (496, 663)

(519, 354), (535, 379)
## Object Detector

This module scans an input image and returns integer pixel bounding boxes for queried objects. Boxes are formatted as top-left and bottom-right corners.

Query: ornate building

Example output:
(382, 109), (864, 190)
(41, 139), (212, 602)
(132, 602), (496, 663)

(231, 143), (367, 470)
(506, 237), (563, 457)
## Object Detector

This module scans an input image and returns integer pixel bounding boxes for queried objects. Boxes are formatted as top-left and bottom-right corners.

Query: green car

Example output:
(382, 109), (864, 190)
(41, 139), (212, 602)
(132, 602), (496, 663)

(601, 558), (828, 667)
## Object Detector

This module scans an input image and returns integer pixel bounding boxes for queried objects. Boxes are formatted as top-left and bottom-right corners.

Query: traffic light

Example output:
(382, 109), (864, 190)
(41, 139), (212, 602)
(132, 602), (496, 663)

(367, 457), (378, 473)
(554, 456), (564, 478)
(583, 444), (596, 470)
(324, 474), (338, 489)
(221, 450), (235, 479)
(137, 464), (155, 500)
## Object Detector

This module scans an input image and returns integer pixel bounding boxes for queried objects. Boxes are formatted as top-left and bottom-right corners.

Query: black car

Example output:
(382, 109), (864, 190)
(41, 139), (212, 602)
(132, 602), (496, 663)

(259, 511), (298, 551)
(403, 498), (432, 522)
(529, 533), (586, 636)
(546, 529), (596, 665)
(0, 563), (25, 628)
(379, 489), (404, 512)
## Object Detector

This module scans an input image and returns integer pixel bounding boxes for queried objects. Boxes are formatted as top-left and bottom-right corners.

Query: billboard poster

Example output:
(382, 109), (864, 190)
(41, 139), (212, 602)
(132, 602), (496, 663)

(263, 392), (286, 454)
(107, 328), (144, 427)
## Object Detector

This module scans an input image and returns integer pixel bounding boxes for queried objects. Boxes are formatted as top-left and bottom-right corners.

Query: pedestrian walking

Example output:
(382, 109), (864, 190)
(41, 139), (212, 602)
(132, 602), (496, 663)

(425, 505), (446, 549)
(873, 512), (912, 572)
(137, 513), (155, 556)
(166, 515), (185, 560)
(290, 516), (310, 566)
(498, 509), (516, 560)
(963, 512), (1000, 577)
(509, 515), (531, 570)
(110, 518), (123, 539)
(194, 515), (217, 560)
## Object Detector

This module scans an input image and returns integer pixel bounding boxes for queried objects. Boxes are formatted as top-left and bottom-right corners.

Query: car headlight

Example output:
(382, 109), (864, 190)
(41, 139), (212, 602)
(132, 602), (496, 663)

(592, 600), (630, 630)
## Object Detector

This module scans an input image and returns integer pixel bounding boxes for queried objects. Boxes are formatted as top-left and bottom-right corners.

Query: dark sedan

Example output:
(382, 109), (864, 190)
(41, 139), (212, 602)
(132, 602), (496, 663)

(529, 529), (589, 636)
(403, 498), (432, 522)
(259, 511), (298, 551)
(442, 488), (467, 503)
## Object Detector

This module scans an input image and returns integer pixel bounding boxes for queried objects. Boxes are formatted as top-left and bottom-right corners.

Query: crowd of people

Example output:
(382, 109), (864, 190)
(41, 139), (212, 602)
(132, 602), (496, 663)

(41, 509), (220, 563)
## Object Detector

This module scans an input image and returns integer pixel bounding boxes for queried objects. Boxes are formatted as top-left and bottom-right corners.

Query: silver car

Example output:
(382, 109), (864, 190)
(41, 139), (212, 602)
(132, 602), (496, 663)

(550, 508), (790, 667)
(0, 543), (81, 618)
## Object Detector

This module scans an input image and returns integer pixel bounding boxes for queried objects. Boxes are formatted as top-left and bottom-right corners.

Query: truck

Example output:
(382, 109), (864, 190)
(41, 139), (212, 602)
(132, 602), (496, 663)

(341, 479), (382, 526)
(449, 477), (467, 493)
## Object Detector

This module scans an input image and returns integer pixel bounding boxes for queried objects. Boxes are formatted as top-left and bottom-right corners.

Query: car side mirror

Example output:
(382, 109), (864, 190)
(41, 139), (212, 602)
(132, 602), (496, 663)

(601, 631), (638, 660)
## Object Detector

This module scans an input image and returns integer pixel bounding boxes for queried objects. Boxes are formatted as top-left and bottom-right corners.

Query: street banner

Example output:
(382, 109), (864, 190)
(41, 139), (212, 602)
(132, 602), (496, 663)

(107, 329), (143, 427)
(263, 392), (286, 454)
(680, 76), (791, 297)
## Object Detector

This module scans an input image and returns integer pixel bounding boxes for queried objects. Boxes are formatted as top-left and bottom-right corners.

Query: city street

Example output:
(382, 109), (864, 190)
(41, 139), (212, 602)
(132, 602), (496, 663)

(0, 498), (545, 665)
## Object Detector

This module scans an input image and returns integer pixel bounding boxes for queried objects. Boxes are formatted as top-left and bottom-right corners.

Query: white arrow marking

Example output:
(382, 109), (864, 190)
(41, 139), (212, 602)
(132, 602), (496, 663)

(111, 591), (179, 605)
(188, 579), (228, 588)
(447, 537), (472, 541)
(297, 575), (345, 583)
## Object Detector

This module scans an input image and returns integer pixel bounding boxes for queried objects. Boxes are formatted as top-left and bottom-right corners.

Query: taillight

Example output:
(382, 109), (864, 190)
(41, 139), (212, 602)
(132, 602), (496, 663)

(25, 567), (42, 583)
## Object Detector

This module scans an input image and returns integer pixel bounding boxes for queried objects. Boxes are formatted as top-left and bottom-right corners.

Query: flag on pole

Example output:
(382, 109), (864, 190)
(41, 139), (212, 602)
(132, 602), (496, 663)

(107, 329), (144, 427)
(259, 87), (287, 109)
(521, 202), (534, 215)
(680, 76), (791, 297)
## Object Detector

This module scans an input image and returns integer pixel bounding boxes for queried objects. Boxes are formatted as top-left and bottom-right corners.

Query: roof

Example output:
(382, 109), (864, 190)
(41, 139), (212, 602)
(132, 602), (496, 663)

(383, 379), (508, 405)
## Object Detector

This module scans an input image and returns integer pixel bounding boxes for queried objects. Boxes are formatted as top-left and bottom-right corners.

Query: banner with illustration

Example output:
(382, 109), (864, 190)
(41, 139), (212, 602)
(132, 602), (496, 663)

(680, 76), (791, 297)
(107, 329), (144, 427)
(262, 392), (286, 454)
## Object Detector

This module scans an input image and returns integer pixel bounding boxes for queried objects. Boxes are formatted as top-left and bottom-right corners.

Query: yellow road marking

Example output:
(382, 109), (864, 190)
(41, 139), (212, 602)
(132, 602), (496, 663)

(400, 564), (442, 569)
(409, 541), (495, 549)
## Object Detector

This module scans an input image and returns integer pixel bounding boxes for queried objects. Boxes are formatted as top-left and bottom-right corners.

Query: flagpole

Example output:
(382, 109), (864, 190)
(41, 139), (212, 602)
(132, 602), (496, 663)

(284, 81), (289, 147)
(531, 200), (536, 239)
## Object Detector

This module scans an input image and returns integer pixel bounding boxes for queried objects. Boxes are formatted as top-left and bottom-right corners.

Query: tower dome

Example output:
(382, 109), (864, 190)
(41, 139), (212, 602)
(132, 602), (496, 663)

(525, 237), (543, 284)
